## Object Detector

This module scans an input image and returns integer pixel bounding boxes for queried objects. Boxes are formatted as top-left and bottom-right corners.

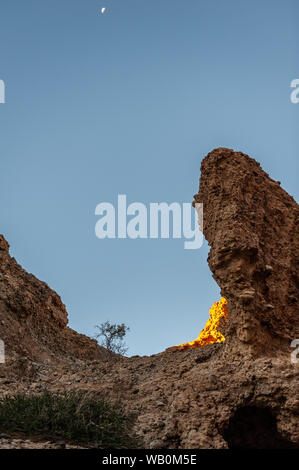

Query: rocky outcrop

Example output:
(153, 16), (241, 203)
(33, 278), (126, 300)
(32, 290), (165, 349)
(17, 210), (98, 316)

(194, 148), (299, 360)
(0, 148), (298, 449)
(0, 235), (109, 362)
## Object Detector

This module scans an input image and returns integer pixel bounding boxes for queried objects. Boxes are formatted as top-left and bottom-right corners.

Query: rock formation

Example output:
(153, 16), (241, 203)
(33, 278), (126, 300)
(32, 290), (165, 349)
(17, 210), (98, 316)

(194, 148), (299, 360)
(0, 148), (298, 449)
(0, 235), (110, 363)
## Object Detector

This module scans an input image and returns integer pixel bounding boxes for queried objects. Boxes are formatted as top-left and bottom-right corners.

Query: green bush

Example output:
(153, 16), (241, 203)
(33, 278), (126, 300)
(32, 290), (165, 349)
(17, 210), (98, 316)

(0, 390), (139, 448)
(94, 321), (130, 355)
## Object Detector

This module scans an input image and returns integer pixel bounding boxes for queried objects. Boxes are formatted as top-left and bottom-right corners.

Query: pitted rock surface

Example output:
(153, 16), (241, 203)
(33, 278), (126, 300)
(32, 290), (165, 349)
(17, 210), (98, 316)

(0, 148), (298, 448)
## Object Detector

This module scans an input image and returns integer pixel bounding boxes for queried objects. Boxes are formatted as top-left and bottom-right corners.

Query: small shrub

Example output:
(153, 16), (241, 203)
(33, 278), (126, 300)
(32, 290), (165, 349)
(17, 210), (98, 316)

(0, 391), (138, 448)
(94, 321), (130, 355)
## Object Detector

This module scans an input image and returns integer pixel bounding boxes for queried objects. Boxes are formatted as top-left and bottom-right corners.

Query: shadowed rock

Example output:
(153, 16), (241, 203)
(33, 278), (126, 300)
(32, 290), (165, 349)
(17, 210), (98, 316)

(193, 148), (299, 359)
(0, 235), (110, 362)
(0, 148), (298, 449)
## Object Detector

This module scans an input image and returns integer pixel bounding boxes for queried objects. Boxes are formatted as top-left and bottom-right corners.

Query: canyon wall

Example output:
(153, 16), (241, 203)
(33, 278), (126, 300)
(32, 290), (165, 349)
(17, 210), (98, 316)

(0, 148), (298, 448)
(0, 235), (109, 363)
(194, 148), (299, 359)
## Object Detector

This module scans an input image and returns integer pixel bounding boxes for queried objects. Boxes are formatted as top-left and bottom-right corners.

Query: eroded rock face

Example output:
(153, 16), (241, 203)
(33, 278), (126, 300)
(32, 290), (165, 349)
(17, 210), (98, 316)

(0, 235), (109, 362)
(0, 148), (298, 449)
(194, 148), (299, 359)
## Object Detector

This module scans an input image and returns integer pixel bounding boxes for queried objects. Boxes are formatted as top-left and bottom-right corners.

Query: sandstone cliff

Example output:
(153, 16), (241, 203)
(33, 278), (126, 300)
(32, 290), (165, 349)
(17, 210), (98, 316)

(194, 148), (299, 359)
(0, 148), (298, 449)
(0, 235), (110, 362)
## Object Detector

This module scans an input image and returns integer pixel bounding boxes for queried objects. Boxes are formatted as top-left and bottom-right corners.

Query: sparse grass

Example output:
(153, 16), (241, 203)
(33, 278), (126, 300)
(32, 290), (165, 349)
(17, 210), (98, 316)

(0, 391), (139, 448)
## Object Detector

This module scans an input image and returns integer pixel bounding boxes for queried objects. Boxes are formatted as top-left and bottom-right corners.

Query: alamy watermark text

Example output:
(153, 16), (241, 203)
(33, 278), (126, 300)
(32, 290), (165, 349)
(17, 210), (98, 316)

(0, 80), (5, 103)
(95, 195), (203, 249)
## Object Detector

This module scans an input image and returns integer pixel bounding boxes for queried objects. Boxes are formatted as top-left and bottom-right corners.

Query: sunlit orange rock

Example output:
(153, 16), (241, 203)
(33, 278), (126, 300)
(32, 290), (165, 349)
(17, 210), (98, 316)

(174, 297), (228, 350)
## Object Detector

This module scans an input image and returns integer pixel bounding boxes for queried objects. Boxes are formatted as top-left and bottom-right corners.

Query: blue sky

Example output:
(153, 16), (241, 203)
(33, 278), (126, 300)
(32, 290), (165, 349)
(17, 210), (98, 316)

(0, 0), (298, 356)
